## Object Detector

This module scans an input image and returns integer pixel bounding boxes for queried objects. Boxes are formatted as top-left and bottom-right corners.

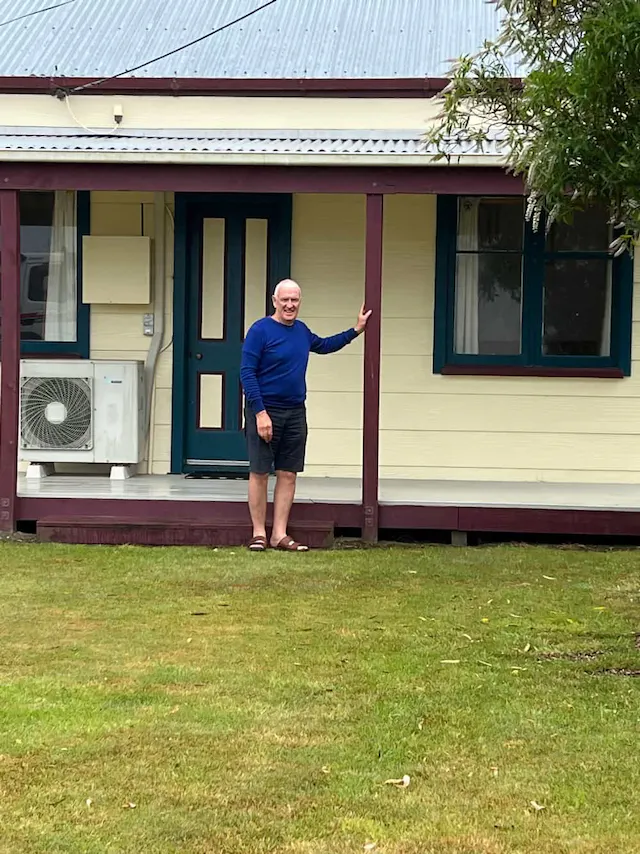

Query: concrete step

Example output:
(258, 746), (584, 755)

(37, 517), (335, 548)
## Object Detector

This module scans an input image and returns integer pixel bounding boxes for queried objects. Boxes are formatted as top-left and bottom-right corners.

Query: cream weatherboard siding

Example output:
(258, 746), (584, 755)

(0, 94), (442, 133)
(77, 191), (640, 483)
(89, 191), (174, 475)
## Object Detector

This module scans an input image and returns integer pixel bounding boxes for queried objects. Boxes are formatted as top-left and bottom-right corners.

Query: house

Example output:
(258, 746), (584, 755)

(1, 0), (639, 546)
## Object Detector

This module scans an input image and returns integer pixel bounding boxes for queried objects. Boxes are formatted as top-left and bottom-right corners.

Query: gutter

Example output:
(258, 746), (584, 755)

(0, 150), (507, 167)
(0, 77), (452, 98)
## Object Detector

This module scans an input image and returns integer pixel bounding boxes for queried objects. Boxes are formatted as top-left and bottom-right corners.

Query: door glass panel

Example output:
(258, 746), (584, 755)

(199, 373), (224, 429)
(244, 218), (268, 334)
(201, 218), (225, 340)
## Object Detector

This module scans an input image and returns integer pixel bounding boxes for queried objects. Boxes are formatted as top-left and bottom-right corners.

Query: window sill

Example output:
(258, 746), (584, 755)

(20, 350), (86, 359)
(441, 365), (625, 379)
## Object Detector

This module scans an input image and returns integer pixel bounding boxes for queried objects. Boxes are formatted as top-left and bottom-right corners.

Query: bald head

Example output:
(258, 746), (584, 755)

(273, 279), (301, 299)
(272, 279), (302, 325)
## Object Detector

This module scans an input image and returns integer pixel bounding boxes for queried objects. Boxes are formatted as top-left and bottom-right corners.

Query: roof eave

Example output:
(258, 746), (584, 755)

(0, 76), (501, 98)
(0, 150), (508, 166)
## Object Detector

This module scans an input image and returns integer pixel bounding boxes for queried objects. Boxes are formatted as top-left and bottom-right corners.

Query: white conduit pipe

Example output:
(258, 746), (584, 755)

(144, 192), (167, 468)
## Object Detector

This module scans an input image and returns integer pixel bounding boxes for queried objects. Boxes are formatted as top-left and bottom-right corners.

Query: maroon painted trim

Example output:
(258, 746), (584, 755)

(0, 190), (21, 532)
(0, 77), (450, 97)
(196, 371), (226, 431)
(0, 164), (524, 195)
(17, 496), (362, 528)
(17, 495), (640, 538)
(442, 365), (625, 378)
(362, 194), (384, 543)
(379, 505), (459, 530)
(459, 507), (640, 537)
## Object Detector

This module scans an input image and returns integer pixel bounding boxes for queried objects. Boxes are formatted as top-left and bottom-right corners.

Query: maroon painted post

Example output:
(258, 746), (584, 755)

(0, 190), (20, 532)
(362, 194), (384, 543)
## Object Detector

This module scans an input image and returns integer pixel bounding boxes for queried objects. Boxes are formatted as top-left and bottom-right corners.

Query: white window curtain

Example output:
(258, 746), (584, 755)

(44, 190), (77, 342)
(599, 261), (613, 357)
(454, 198), (480, 354)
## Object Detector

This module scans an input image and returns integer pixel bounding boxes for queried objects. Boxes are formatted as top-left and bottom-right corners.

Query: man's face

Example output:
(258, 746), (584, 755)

(272, 284), (301, 325)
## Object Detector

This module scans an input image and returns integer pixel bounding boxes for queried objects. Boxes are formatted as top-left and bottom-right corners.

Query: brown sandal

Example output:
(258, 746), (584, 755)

(273, 536), (309, 552)
(248, 536), (268, 551)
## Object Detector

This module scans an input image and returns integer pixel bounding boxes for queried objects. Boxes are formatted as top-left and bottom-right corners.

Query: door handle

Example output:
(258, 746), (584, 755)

(195, 353), (203, 360)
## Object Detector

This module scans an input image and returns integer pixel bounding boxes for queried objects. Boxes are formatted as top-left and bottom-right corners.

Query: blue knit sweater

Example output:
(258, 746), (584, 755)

(240, 316), (358, 414)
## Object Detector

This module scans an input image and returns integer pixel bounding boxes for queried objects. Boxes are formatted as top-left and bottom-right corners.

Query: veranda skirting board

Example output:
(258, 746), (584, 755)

(16, 474), (640, 512)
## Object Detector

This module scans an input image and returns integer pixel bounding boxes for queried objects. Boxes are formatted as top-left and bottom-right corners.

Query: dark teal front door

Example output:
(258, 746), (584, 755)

(179, 195), (291, 475)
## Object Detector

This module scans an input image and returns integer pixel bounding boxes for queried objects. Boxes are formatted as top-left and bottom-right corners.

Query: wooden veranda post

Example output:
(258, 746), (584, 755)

(0, 190), (20, 533)
(362, 193), (383, 543)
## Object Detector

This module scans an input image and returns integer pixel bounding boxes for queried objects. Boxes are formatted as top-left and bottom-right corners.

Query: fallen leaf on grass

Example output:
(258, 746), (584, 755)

(85, 798), (92, 808)
(462, 633), (473, 641)
(481, 618), (490, 624)
(384, 774), (410, 788)
(123, 802), (137, 809)
(478, 660), (493, 667)
(321, 766), (331, 774)
(542, 575), (556, 581)
(441, 659), (461, 664)
(364, 844), (377, 852)
(523, 642), (531, 653)
(490, 766), (499, 777)
(408, 570), (418, 575)
(530, 800), (546, 812)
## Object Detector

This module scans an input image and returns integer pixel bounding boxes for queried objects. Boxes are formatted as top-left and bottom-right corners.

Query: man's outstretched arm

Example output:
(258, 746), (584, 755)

(309, 303), (372, 354)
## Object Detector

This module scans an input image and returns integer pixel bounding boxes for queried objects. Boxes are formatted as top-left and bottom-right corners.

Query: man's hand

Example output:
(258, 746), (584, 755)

(256, 410), (273, 443)
(355, 303), (373, 335)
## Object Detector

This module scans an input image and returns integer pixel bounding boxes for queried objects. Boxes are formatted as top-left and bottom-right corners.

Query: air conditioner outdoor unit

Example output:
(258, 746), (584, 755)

(19, 360), (145, 479)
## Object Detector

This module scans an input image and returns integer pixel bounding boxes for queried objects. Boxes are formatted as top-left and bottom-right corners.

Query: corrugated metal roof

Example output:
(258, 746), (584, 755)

(0, 0), (507, 79)
(0, 127), (507, 158)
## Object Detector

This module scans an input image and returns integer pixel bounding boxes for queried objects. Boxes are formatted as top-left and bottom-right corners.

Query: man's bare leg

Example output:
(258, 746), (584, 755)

(248, 472), (269, 539)
(270, 470), (297, 545)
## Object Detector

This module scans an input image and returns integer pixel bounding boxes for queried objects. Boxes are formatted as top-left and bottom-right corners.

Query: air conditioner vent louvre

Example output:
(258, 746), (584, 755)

(20, 376), (93, 451)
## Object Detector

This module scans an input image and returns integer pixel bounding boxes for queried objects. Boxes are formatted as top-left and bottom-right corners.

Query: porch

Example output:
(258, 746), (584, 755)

(17, 472), (640, 545)
(2, 157), (640, 546)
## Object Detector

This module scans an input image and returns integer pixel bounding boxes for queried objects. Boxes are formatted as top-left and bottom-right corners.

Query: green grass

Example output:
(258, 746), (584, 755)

(0, 542), (639, 854)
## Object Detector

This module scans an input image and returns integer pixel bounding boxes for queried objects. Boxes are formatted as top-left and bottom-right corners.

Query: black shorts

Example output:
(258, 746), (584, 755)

(245, 404), (308, 474)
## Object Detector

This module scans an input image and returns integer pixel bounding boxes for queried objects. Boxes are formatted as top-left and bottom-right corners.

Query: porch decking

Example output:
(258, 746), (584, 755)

(16, 473), (640, 543)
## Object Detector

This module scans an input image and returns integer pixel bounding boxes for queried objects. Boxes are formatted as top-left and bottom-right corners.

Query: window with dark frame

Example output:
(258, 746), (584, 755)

(0, 190), (89, 356)
(434, 196), (633, 376)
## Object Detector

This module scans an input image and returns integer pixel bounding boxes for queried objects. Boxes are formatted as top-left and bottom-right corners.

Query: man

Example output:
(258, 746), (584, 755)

(240, 279), (371, 552)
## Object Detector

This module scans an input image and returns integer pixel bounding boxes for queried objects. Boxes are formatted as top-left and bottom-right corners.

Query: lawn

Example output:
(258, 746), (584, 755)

(0, 542), (639, 854)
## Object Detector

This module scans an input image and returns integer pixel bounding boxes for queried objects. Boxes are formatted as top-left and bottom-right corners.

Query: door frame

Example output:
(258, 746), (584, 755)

(170, 192), (292, 474)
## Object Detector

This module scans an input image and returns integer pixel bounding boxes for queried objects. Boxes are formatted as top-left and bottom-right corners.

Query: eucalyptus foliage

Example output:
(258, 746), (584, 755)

(426, 0), (640, 253)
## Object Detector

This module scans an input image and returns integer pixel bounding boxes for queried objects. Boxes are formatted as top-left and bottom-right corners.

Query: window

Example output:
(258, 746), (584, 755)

(434, 196), (633, 376)
(0, 190), (89, 356)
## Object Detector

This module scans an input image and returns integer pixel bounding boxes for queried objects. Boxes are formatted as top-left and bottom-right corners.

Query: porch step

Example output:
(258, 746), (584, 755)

(36, 517), (334, 548)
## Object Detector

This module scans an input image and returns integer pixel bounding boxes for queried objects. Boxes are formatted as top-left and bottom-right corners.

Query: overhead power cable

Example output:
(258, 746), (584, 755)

(0, 0), (76, 30)
(69, 0), (279, 93)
